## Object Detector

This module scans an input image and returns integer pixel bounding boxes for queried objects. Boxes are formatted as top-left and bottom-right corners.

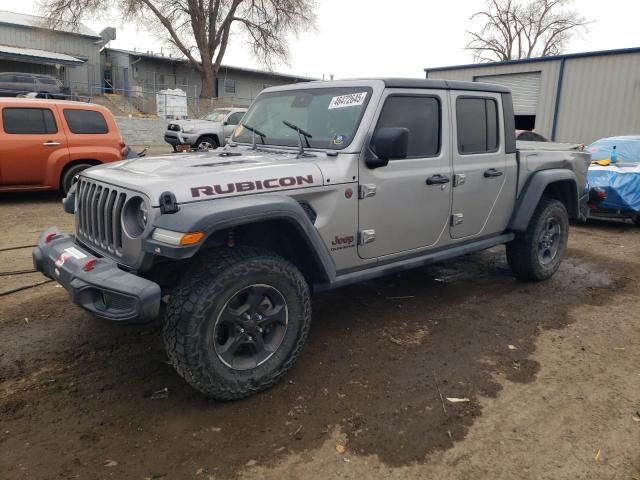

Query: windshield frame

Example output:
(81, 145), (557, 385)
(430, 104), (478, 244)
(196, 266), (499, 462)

(231, 86), (373, 151)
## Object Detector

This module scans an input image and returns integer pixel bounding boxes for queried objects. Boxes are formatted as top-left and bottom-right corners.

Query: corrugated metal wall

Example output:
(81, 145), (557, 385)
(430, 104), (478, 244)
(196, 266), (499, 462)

(555, 52), (640, 143)
(426, 51), (640, 144)
(0, 24), (101, 91)
(426, 60), (562, 140)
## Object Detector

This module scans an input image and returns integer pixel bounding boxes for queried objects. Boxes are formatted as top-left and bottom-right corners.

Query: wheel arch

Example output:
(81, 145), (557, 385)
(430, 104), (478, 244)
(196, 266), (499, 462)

(194, 133), (220, 148)
(509, 169), (579, 232)
(145, 195), (336, 285)
(59, 159), (101, 189)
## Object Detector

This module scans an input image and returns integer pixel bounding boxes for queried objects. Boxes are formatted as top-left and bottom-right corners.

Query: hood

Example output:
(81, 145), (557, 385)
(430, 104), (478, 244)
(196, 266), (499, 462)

(84, 148), (325, 206)
(169, 119), (221, 129)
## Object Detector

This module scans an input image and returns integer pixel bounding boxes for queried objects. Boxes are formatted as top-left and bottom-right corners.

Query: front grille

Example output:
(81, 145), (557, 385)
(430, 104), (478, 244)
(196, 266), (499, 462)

(167, 123), (181, 132)
(76, 179), (129, 256)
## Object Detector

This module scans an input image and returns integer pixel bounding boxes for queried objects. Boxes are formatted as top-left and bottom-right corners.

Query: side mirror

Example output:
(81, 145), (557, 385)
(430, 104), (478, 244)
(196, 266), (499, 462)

(367, 127), (409, 169)
(223, 121), (229, 126)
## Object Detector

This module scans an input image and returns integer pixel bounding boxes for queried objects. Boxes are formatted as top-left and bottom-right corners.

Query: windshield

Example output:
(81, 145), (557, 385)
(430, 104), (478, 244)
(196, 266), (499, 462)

(202, 110), (230, 122)
(232, 87), (372, 150)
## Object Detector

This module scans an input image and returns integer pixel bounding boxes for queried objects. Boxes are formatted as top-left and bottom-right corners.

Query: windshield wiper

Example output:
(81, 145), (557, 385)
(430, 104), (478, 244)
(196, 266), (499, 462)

(241, 123), (267, 149)
(282, 120), (314, 158)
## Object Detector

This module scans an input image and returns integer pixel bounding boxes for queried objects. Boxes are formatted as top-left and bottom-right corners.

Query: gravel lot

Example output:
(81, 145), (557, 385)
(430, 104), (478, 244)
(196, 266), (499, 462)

(1, 193), (639, 480)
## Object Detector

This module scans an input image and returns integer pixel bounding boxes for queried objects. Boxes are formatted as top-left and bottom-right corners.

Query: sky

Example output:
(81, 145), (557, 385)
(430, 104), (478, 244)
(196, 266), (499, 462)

(1, 0), (639, 79)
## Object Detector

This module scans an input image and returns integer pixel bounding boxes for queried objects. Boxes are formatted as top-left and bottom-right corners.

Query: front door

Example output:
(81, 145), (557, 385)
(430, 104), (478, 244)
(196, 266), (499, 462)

(0, 106), (68, 186)
(449, 92), (508, 239)
(358, 91), (452, 259)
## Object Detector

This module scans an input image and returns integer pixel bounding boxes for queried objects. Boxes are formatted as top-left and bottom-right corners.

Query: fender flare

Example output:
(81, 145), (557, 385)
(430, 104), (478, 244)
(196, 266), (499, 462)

(509, 169), (579, 232)
(144, 194), (336, 283)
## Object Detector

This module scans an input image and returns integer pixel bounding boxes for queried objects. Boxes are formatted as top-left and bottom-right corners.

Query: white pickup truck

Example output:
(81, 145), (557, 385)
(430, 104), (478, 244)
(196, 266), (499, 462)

(164, 107), (247, 151)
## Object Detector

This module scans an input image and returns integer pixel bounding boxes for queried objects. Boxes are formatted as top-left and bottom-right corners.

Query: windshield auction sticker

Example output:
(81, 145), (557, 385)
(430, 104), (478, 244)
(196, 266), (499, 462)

(328, 92), (368, 109)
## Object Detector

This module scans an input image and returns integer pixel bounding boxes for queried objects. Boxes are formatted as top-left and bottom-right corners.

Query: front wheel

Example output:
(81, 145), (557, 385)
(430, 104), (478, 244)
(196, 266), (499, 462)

(195, 136), (218, 150)
(163, 248), (311, 400)
(507, 198), (569, 281)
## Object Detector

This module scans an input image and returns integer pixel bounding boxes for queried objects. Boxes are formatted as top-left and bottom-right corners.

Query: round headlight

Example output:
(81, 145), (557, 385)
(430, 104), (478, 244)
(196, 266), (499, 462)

(122, 196), (148, 238)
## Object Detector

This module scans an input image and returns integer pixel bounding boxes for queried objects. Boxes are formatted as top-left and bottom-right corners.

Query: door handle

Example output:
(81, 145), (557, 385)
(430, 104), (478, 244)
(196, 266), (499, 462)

(426, 174), (451, 185)
(484, 168), (504, 178)
(43, 141), (61, 147)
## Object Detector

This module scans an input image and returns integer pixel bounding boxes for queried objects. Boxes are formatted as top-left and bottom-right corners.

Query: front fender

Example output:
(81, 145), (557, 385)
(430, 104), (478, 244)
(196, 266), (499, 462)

(143, 195), (336, 282)
(509, 169), (579, 232)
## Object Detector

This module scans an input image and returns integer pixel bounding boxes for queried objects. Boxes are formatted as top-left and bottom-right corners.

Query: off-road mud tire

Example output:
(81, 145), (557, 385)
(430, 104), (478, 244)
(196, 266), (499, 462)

(163, 247), (311, 400)
(507, 198), (569, 281)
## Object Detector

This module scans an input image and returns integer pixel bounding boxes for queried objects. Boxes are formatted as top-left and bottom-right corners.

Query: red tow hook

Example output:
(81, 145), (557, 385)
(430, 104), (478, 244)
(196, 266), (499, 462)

(84, 259), (98, 272)
(45, 233), (58, 244)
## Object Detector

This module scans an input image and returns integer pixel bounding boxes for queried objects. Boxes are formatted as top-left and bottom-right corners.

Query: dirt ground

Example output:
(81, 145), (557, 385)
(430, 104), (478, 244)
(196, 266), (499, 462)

(1, 193), (639, 480)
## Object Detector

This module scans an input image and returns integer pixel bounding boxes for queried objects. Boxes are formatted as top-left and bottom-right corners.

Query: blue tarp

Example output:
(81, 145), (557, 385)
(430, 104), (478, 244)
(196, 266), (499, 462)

(588, 166), (640, 212)
(587, 135), (640, 162)
(586, 136), (640, 213)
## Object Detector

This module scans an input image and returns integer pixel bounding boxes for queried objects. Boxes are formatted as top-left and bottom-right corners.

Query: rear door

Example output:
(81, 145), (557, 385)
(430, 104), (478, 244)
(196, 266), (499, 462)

(0, 105), (69, 186)
(358, 90), (452, 259)
(449, 92), (510, 239)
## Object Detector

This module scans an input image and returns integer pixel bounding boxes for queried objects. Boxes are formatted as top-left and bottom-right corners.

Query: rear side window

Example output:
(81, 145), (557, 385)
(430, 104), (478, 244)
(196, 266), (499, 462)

(2, 108), (58, 134)
(375, 95), (440, 158)
(456, 97), (499, 154)
(63, 109), (109, 134)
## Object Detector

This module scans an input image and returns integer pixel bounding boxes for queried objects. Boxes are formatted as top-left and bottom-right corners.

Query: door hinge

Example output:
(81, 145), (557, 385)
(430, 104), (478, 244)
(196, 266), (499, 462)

(451, 213), (464, 226)
(358, 229), (376, 245)
(453, 173), (466, 187)
(358, 184), (377, 199)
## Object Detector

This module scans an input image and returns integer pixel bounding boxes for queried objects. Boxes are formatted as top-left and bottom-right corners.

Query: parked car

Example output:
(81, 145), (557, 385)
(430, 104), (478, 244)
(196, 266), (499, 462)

(34, 78), (590, 400)
(516, 130), (548, 142)
(164, 108), (247, 151)
(0, 98), (127, 194)
(586, 135), (640, 224)
(0, 72), (66, 99)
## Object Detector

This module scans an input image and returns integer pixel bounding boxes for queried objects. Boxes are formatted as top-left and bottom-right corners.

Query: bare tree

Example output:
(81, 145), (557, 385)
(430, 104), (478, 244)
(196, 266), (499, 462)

(41, 0), (315, 98)
(466, 0), (591, 62)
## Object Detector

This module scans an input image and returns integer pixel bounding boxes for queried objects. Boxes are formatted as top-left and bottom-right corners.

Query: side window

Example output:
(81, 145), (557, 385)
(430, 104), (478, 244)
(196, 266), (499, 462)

(2, 108), (58, 134)
(63, 109), (109, 134)
(374, 95), (440, 158)
(226, 112), (244, 125)
(224, 79), (236, 94)
(456, 97), (499, 154)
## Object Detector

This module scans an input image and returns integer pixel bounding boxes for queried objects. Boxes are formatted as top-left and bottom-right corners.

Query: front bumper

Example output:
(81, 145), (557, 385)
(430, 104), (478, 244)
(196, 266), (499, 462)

(164, 131), (198, 146)
(32, 227), (161, 323)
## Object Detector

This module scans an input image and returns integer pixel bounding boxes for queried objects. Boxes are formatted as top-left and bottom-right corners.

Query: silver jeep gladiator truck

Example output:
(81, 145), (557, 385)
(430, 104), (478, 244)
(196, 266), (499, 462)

(33, 79), (590, 400)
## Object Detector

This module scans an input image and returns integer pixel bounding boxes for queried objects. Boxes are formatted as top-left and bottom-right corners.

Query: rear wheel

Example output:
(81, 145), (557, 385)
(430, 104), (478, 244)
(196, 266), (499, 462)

(195, 136), (218, 150)
(61, 163), (94, 194)
(163, 247), (311, 400)
(507, 198), (569, 281)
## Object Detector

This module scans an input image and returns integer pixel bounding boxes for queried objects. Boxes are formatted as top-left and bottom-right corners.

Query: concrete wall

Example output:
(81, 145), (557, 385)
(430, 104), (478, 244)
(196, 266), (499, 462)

(115, 116), (167, 147)
(426, 50), (640, 145)
(0, 24), (101, 93)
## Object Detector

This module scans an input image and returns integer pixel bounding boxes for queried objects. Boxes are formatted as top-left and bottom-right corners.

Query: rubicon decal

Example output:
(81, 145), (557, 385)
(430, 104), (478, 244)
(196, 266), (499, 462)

(191, 175), (315, 197)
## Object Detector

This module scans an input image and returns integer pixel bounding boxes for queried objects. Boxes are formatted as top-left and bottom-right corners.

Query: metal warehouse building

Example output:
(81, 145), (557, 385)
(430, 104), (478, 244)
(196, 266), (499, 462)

(0, 10), (109, 95)
(102, 48), (312, 106)
(425, 47), (640, 144)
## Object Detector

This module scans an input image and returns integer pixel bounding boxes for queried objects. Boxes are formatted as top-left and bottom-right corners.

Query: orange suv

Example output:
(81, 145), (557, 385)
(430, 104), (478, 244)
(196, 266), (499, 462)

(0, 98), (126, 194)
